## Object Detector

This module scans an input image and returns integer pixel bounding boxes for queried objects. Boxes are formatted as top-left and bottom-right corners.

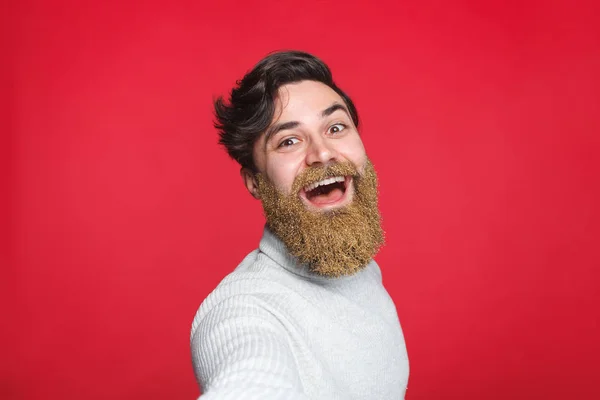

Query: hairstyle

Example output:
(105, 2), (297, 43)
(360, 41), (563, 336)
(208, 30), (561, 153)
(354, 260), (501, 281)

(214, 50), (360, 171)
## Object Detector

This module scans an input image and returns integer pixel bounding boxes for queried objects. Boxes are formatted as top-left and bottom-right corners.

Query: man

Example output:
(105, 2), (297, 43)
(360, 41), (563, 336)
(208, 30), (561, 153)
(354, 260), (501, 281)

(190, 51), (409, 399)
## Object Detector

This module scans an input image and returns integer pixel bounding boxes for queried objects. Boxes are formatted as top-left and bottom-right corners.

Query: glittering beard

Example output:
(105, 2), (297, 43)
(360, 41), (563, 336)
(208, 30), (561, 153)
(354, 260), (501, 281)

(256, 160), (384, 278)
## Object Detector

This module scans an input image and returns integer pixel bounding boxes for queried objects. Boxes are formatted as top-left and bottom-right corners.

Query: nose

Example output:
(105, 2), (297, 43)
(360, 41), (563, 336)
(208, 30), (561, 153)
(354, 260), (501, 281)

(305, 136), (339, 166)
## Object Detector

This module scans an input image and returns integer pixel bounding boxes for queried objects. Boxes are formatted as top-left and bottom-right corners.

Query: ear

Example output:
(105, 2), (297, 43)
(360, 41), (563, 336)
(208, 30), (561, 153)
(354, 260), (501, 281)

(241, 167), (261, 199)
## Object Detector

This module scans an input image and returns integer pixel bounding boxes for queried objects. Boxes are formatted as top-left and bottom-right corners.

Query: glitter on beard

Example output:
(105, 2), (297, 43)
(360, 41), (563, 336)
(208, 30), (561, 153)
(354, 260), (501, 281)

(256, 159), (384, 278)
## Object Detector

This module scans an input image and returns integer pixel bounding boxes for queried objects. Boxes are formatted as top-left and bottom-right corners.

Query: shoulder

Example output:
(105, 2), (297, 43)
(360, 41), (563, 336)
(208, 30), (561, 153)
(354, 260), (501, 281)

(190, 249), (299, 340)
(189, 251), (307, 395)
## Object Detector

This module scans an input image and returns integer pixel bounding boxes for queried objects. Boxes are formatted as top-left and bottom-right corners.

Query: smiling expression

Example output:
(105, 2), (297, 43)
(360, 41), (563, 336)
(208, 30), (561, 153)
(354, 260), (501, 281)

(245, 80), (368, 211)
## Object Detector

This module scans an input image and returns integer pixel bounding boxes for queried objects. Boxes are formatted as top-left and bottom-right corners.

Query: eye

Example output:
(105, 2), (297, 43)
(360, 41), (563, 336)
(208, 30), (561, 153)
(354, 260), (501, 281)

(278, 137), (300, 148)
(328, 123), (346, 135)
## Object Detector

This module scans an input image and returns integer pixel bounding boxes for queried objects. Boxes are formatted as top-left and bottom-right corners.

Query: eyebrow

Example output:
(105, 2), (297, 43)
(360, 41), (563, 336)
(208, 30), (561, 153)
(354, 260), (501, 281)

(263, 102), (351, 145)
(263, 121), (300, 145)
(321, 102), (350, 118)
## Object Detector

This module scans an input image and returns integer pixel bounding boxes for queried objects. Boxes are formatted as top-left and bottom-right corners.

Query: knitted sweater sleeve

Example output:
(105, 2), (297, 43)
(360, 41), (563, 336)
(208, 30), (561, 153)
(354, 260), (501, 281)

(191, 294), (309, 400)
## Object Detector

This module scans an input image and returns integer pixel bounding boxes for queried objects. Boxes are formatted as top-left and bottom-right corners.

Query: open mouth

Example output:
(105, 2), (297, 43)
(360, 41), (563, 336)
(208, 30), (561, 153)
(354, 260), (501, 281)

(300, 175), (353, 209)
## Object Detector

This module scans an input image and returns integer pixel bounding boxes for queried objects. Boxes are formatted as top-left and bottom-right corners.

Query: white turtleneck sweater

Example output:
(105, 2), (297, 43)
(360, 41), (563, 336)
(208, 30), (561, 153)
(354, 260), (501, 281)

(190, 228), (409, 399)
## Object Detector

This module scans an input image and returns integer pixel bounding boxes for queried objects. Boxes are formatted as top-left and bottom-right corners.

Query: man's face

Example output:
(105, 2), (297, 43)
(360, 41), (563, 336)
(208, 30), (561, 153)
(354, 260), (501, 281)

(250, 80), (368, 211)
(243, 80), (383, 277)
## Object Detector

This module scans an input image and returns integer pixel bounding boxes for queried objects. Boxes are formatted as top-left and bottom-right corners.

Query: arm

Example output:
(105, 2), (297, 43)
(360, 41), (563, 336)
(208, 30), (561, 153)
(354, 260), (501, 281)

(191, 295), (308, 399)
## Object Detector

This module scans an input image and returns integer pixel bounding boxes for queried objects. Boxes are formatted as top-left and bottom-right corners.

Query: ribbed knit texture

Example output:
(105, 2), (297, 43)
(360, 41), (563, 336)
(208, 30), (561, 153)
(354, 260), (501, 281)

(191, 228), (409, 399)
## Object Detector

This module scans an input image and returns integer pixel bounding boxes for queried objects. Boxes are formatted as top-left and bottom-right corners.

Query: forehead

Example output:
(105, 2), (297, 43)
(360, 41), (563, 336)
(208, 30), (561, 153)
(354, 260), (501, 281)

(273, 81), (345, 122)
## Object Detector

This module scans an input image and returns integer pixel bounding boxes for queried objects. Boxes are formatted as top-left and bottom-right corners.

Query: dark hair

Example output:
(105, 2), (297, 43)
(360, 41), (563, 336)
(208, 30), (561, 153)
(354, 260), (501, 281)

(214, 50), (359, 171)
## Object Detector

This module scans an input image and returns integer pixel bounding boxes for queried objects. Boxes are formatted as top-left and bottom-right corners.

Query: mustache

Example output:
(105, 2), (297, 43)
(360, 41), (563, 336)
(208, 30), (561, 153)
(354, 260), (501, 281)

(291, 161), (359, 194)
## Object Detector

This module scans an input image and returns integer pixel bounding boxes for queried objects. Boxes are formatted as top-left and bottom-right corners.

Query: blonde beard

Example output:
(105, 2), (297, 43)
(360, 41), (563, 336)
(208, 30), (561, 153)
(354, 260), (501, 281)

(256, 160), (384, 278)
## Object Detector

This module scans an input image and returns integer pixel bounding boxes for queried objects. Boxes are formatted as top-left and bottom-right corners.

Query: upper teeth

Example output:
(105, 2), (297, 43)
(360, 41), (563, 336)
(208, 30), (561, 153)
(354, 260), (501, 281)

(304, 176), (345, 192)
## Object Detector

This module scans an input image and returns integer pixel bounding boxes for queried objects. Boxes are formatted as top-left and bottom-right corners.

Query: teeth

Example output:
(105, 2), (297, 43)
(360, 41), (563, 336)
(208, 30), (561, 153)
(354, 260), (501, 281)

(304, 176), (345, 192)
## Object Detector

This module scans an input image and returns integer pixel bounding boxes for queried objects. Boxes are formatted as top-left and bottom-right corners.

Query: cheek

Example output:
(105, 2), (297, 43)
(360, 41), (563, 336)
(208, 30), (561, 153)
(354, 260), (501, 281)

(266, 157), (301, 193)
(341, 136), (368, 168)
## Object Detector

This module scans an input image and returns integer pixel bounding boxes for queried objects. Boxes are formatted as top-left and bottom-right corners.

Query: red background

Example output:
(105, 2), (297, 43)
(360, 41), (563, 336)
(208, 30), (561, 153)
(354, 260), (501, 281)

(4, 0), (599, 399)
